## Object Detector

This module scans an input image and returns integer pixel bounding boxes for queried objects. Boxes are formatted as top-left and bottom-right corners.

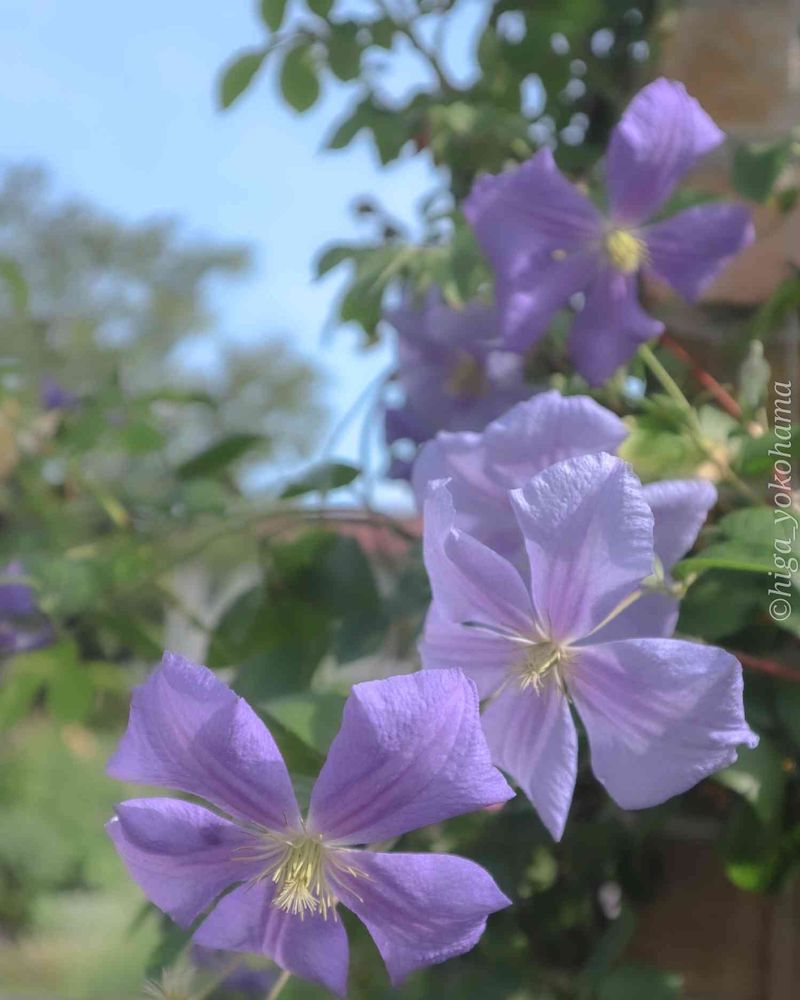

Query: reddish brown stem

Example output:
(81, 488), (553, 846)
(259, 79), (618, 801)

(731, 649), (800, 683)
(660, 332), (743, 420)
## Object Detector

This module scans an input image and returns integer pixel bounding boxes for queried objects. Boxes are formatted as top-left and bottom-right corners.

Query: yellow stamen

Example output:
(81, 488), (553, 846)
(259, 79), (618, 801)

(237, 831), (364, 921)
(604, 228), (646, 274)
(516, 642), (570, 693)
(445, 352), (486, 399)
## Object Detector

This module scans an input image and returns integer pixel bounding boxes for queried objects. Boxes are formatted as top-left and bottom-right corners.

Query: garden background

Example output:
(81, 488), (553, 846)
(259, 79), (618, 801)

(1, 1), (799, 998)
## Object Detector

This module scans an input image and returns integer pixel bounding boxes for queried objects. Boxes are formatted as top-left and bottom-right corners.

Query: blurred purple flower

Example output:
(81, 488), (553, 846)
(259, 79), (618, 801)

(413, 390), (717, 636)
(464, 78), (754, 384)
(40, 376), (78, 411)
(421, 455), (756, 840)
(384, 288), (532, 478)
(0, 562), (53, 657)
(106, 654), (512, 996)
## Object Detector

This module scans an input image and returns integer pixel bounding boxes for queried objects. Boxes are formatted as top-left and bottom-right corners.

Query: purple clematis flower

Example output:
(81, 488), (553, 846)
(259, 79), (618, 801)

(106, 653), (513, 996)
(0, 562), (54, 657)
(464, 78), (754, 384)
(420, 454), (757, 840)
(412, 390), (717, 637)
(40, 376), (78, 411)
(384, 288), (532, 478)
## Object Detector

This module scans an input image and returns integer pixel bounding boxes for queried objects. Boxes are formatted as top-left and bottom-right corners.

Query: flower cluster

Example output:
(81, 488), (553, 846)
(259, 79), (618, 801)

(106, 79), (760, 998)
(418, 393), (757, 839)
(464, 78), (753, 384)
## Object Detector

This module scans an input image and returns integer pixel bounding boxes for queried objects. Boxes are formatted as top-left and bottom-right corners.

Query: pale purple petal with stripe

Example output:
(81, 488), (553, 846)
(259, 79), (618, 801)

(568, 268), (663, 385)
(569, 638), (758, 810)
(423, 479), (536, 634)
(336, 851), (510, 986)
(509, 454), (654, 643)
(106, 798), (260, 928)
(419, 602), (516, 698)
(481, 681), (578, 840)
(606, 78), (725, 224)
(307, 670), (513, 845)
(106, 652), (301, 830)
(644, 202), (753, 301)
(193, 882), (350, 998)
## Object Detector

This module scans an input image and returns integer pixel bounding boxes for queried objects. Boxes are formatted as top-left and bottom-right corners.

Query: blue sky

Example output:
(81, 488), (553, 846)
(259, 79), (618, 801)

(0, 0), (485, 503)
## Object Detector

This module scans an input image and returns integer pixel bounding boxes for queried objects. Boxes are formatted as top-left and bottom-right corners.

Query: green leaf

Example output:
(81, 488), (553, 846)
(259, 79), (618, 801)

(678, 570), (764, 640)
(370, 17), (395, 48)
(732, 139), (792, 202)
(262, 692), (346, 755)
(0, 670), (43, 732)
(280, 461), (359, 497)
(315, 242), (358, 278)
(260, 0), (288, 31)
(736, 424), (800, 475)
(280, 44), (320, 113)
(597, 964), (682, 1000)
(307, 0), (333, 16)
(176, 432), (266, 480)
(0, 255), (29, 314)
(715, 739), (786, 827)
(218, 49), (267, 110)
(327, 23), (361, 82)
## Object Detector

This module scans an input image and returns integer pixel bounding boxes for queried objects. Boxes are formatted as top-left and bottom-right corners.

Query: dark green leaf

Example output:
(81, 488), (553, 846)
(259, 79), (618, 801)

(280, 44), (320, 113)
(260, 0), (288, 31)
(327, 23), (361, 82)
(307, 0), (333, 16)
(280, 461), (359, 497)
(176, 432), (266, 480)
(218, 49), (267, 110)
(732, 139), (792, 203)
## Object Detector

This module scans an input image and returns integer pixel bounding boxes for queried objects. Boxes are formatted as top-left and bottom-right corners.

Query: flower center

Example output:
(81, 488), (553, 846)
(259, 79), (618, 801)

(516, 641), (570, 693)
(242, 830), (364, 921)
(445, 352), (486, 399)
(604, 228), (646, 274)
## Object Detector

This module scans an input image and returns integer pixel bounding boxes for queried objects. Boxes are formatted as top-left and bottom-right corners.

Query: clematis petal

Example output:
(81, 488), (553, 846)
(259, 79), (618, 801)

(568, 268), (663, 385)
(337, 851), (510, 986)
(644, 479), (717, 570)
(423, 478), (536, 634)
(481, 681), (578, 840)
(419, 601), (516, 698)
(645, 202), (754, 301)
(589, 478), (717, 642)
(501, 250), (598, 352)
(569, 638), (759, 810)
(413, 392), (629, 556)
(106, 798), (261, 928)
(465, 148), (603, 279)
(193, 882), (349, 998)
(607, 78), (725, 224)
(482, 391), (629, 490)
(106, 652), (301, 830)
(307, 670), (513, 845)
(509, 453), (654, 644)
(585, 591), (679, 643)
